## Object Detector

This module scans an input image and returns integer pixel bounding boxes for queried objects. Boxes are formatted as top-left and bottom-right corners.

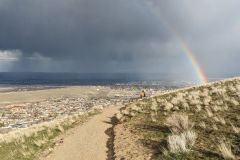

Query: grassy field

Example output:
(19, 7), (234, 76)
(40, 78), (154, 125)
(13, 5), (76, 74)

(117, 77), (240, 160)
(0, 110), (100, 160)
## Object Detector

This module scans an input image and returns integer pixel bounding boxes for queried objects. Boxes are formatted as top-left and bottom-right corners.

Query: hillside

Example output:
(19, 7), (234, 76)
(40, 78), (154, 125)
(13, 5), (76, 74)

(115, 77), (240, 160)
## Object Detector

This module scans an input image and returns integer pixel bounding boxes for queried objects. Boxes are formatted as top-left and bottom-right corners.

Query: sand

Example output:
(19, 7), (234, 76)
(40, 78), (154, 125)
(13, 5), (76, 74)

(0, 86), (110, 106)
(42, 106), (120, 160)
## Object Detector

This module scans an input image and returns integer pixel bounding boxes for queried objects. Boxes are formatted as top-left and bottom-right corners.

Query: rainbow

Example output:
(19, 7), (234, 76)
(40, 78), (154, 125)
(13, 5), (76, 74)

(154, 9), (208, 84)
(172, 29), (208, 84)
(179, 40), (208, 84)
(153, 1), (208, 84)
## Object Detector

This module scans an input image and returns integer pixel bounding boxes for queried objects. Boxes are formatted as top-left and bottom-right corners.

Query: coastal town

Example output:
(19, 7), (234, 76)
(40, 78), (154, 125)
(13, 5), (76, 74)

(0, 85), (167, 132)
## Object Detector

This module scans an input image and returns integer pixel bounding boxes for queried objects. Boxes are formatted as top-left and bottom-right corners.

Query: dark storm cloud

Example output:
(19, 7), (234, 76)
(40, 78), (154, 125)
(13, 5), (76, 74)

(0, 0), (167, 58)
(0, 0), (239, 78)
(0, 0), (174, 73)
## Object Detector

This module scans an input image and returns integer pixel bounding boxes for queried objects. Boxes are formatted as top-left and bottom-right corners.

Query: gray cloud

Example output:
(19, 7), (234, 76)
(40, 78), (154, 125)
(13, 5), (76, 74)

(0, 0), (239, 79)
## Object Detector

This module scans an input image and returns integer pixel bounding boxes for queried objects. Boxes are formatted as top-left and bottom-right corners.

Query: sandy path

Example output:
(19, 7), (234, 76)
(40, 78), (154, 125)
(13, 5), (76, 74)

(43, 106), (119, 160)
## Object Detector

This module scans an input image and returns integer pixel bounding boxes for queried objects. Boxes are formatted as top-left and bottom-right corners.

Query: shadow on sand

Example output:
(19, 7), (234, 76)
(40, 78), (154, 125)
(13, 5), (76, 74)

(104, 116), (119, 160)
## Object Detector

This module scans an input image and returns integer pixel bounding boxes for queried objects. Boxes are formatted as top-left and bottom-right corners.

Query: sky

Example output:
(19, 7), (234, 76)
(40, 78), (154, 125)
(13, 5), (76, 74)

(0, 0), (239, 80)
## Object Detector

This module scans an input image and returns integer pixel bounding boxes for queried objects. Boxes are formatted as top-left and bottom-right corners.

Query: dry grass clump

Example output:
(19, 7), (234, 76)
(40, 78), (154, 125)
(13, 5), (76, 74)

(121, 109), (130, 116)
(184, 130), (197, 147)
(163, 102), (174, 111)
(168, 133), (188, 153)
(212, 124), (218, 130)
(176, 93), (185, 101)
(211, 105), (222, 112)
(211, 88), (226, 96)
(151, 100), (158, 112)
(219, 116), (226, 125)
(203, 96), (211, 105)
(199, 121), (206, 129)
(189, 99), (201, 106)
(182, 102), (189, 110)
(165, 113), (194, 134)
(150, 112), (157, 122)
(228, 85), (237, 92)
(195, 105), (202, 112)
(213, 116), (220, 123)
(167, 130), (197, 154)
(230, 98), (239, 106)
(149, 100), (159, 122)
(131, 105), (142, 112)
(165, 113), (197, 154)
(215, 100), (224, 106)
(218, 141), (236, 160)
(205, 108), (213, 117)
(236, 84), (240, 91)
(230, 123), (239, 134)
(171, 97), (179, 105)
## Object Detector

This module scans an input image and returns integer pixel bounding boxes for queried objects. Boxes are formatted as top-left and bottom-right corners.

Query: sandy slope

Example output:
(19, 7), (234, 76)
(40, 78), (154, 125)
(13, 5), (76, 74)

(43, 106), (119, 160)
(0, 86), (110, 106)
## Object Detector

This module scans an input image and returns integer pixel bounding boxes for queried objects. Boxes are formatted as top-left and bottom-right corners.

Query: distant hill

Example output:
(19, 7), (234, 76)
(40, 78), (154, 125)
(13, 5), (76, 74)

(115, 77), (240, 160)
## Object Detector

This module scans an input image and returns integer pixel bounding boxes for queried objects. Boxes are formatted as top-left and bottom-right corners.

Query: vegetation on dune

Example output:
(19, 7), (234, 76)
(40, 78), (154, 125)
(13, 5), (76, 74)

(117, 77), (240, 160)
(0, 110), (100, 160)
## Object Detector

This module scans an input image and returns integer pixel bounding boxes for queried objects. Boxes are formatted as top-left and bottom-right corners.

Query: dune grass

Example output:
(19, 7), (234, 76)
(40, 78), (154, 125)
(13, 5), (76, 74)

(118, 77), (240, 159)
(0, 110), (100, 160)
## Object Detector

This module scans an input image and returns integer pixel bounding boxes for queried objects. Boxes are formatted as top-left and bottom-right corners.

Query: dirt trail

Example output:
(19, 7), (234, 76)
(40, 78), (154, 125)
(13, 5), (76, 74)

(43, 106), (119, 160)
